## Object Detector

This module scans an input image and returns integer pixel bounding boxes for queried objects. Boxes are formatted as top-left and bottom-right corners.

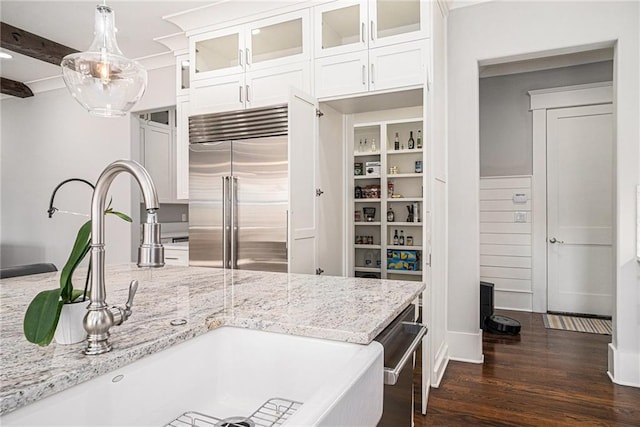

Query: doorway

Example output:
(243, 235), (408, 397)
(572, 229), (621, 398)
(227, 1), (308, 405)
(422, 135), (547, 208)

(478, 54), (614, 315)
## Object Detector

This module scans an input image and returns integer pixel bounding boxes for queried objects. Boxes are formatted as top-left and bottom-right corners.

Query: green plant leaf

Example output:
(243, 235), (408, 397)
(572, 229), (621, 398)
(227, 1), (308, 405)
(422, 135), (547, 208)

(59, 220), (92, 303)
(23, 289), (63, 346)
(106, 209), (132, 223)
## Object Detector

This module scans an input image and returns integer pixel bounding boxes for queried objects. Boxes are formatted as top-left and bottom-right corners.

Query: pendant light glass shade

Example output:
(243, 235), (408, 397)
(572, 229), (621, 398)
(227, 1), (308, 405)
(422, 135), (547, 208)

(61, 5), (147, 117)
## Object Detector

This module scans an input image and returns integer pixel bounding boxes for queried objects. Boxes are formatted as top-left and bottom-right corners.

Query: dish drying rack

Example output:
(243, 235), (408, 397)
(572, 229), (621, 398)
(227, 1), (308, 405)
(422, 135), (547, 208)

(167, 397), (303, 427)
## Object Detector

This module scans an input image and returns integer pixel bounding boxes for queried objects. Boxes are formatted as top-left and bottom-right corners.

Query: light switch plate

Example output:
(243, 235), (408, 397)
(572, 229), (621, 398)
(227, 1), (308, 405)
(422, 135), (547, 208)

(513, 193), (528, 203)
(514, 211), (527, 223)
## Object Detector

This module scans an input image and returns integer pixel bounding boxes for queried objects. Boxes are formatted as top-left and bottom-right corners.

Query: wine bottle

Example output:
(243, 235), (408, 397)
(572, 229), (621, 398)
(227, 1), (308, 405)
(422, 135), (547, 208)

(399, 230), (405, 245)
(394, 132), (400, 150)
(408, 131), (415, 149)
(387, 207), (395, 222)
(371, 138), (377, 152)
(393, 229), (399, 245)
(417, 130), (422, 149)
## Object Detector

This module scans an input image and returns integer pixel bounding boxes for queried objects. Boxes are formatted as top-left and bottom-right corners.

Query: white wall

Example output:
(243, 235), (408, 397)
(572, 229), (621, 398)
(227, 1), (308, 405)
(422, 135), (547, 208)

(0, 66), (176, 271)
(479, 61), (613, 177)
(447, 1), (640, 386)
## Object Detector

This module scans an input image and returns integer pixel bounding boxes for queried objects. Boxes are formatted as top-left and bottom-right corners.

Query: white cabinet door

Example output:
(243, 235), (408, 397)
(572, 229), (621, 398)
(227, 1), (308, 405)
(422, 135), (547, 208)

(191, 27), (245, 81)
(141, 125), (173, 203)
(288, 89), (318, 274)
(246, 10), (310, 72)
(313, 0), (367, 58)
(314, 50), (368, 98)
(370, 40), (426, 92)
(190, 74), (245, 115)
(246, 62), (311, 109)
(175, 96), (190, 200)
(368, 0), (429, 49)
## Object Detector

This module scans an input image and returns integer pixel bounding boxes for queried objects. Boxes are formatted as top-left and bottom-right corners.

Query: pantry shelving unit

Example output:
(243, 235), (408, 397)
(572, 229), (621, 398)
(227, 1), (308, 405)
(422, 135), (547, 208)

(351, 116), (424, 281)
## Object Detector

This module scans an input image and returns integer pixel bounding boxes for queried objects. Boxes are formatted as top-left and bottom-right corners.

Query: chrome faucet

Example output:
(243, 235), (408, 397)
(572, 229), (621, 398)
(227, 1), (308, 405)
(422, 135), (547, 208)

(83, 160), (165, 355)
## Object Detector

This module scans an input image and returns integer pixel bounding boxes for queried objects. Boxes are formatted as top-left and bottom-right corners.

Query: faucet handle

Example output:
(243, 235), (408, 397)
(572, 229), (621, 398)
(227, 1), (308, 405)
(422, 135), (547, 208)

(110, 280), (139, 326)
(125, 280), (138, 313)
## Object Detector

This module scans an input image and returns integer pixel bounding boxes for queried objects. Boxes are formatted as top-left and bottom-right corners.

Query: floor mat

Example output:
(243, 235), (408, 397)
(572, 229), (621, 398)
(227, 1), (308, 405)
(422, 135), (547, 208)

(542, 314), (612, 335)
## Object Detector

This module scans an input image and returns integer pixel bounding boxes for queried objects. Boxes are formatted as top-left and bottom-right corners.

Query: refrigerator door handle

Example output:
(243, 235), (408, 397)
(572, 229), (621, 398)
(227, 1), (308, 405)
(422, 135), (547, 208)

(222, 176), (230, 269)
(231, 176), (239, 269)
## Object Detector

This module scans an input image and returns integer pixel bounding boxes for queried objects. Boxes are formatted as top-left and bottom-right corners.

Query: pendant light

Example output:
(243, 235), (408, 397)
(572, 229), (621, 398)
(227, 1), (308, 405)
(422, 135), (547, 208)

(61, 3), (147, 117)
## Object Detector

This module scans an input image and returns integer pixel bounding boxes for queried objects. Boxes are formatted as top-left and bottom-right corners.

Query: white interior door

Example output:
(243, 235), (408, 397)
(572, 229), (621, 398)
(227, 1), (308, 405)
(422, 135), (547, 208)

(547, 103), (613, 316)
(288, 89), (318, 274)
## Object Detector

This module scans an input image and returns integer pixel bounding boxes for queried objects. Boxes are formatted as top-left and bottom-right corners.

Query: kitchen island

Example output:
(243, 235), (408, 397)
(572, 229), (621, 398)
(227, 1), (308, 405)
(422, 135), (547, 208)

(0, 264), (424, 415)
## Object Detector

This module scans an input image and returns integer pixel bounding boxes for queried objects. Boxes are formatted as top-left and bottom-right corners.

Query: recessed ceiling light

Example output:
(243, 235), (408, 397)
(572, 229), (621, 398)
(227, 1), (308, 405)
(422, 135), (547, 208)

(0, 52), (13, 59)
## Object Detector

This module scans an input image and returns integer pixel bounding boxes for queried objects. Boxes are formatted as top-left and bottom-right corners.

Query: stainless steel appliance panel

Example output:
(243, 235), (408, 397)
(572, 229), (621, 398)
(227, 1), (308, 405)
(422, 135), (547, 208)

(189, 142), (231, 267)
(232, 136), (288, 272)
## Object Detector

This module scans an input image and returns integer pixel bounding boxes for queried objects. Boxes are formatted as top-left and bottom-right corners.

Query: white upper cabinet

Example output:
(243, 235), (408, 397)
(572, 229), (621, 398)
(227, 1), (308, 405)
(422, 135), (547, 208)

(189, 9), (311, 114)
(313, 0), (429, 99)
(191, 10), (310, 81)
(314, 0), (428, 58)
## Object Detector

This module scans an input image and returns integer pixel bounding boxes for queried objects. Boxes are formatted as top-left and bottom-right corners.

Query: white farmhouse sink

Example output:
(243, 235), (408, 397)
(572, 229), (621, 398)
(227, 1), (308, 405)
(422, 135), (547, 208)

(2, 327), (384, 426)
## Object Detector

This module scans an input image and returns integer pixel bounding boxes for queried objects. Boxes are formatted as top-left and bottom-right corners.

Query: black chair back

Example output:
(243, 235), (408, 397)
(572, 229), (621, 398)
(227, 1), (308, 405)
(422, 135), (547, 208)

(0, 263), (58, 279)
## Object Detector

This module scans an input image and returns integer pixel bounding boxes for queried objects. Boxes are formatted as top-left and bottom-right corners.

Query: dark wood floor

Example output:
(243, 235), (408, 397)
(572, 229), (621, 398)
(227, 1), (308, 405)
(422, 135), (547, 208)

(414, 310), (640, 426)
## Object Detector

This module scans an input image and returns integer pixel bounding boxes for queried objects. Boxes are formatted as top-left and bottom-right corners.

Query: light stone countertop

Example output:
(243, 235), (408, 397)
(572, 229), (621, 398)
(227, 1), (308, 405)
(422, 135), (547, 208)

(0, 264), (424, 415)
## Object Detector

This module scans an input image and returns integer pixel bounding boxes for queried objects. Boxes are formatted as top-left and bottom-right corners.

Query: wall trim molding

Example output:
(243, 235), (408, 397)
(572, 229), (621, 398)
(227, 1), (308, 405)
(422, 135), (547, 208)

(528, 81), (612, 110)
(529, 83), (613, 314)
(608, 343), (640, 387)
(446, 330), (483, 363)
(432, 342), (449, 387)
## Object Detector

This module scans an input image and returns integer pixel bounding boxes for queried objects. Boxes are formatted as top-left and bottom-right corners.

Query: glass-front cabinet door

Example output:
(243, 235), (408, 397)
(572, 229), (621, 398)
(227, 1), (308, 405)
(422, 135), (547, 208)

(191, 10), (309, 81)
(246, 11), (308, 69)
(314, 0), (428, 57)
(191, 27), (245, 79)
(369, 0), (428, 48)
(314, 0), (367, 58)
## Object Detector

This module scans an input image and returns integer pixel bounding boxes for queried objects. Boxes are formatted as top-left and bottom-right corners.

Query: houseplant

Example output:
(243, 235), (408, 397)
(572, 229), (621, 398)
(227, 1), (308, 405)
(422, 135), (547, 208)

(23, 207), (131, 346)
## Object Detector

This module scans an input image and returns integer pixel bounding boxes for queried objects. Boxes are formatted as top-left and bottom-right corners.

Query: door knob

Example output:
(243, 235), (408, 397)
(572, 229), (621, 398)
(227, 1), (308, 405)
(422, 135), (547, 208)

(549, 237), (564, 244)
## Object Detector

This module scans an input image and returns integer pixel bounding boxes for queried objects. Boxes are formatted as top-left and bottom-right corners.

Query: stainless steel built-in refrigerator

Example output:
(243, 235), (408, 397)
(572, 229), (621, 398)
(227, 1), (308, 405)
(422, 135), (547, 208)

(188, 105), (288, 272)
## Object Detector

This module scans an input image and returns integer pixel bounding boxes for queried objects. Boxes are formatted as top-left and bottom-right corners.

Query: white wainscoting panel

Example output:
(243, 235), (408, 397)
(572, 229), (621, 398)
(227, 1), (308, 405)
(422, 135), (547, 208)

(480, 176), (533, 311)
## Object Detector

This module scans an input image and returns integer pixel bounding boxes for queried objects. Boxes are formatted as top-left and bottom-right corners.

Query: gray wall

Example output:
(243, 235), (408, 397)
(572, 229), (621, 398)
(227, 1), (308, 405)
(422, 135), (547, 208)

(479, 61), (613, 177)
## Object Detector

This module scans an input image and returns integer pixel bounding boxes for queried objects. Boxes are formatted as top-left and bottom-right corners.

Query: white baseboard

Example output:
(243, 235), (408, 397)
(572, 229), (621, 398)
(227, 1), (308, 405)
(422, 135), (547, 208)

(431, 342), (449, 388)
(608, 343), (640, 388)
(447, 330), (483, 363)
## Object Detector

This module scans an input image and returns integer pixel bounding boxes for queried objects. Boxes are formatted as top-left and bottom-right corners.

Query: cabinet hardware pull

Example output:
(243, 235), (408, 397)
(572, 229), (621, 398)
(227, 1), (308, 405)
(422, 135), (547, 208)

(361, 22), (365, 43)
(239, 86), (243, 103)
(238, 49), (243, 67)
(245, 85), (250, 102)
(371, 20), (375, 41)
(362, 65), (366, 85)
(246, 48), (251, 66)
(371, 63), (375, 84)
(383, 322), (427, 385)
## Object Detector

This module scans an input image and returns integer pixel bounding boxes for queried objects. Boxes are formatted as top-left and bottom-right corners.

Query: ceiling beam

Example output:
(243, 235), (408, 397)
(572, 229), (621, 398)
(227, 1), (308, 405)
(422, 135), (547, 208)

(1, 77), (34, 98)
(0, 22), (78, 66)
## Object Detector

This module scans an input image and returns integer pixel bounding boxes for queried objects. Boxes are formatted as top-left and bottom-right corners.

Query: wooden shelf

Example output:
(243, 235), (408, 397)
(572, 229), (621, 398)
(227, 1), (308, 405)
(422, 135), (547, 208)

(387, 197), (423, 202)
(387, 245), (423, 250)
(386, 222), (422, 226)
(386, 269), (422, 276)
(387, 173), (423, 178)
(355, 267), (381, 273)
(387, 148), (423, 155)
(354, 198), (381, 202)
(355, 221), (381, 226)
(354, 151), (381, 157)
(355, 244), (381, 249)
(354, 175), (381, 179)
